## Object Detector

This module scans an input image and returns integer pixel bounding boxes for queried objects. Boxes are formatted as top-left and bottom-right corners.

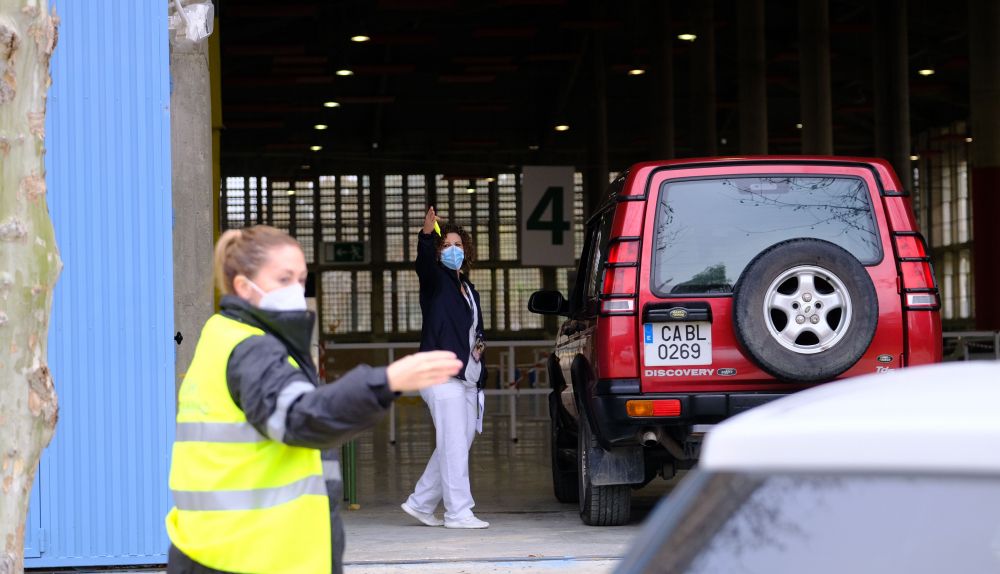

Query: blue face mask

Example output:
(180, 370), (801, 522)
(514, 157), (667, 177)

(441, 245), (465, 271)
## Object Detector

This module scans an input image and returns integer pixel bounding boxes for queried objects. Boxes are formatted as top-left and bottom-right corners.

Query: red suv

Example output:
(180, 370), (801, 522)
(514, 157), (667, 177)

(528, 157), (942, 526)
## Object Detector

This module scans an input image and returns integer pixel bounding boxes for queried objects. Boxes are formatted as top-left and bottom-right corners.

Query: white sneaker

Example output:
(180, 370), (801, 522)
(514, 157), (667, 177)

(401, 502), (444, 527)
(444, 515), (490, 529)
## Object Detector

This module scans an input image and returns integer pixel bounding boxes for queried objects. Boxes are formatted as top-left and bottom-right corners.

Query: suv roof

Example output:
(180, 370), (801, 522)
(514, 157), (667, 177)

(699, 362), (1000, 475)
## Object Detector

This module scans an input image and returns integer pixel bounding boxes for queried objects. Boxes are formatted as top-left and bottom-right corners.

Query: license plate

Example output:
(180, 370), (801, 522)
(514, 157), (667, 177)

(643, 322), (712, 366)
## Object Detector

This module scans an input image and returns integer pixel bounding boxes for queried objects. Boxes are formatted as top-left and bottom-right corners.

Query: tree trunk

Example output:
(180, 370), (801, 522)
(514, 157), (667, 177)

(0, 1), (60, 572)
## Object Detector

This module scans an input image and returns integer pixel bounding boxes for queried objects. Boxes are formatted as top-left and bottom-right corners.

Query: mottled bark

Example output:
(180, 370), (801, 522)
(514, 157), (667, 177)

(0, 1), (60, 573)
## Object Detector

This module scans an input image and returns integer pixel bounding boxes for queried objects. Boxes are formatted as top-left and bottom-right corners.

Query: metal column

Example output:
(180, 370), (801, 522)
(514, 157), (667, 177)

(739, 0), (768, 154)
(970, 0), (1000, 329)
(872, 0), (911, 189)
(690, 0), (717, 156)
(799, 0), (833, 155)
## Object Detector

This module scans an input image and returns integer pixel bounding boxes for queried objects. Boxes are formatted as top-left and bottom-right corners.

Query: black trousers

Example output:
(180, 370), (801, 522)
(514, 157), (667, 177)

(167, 545), (235, 574)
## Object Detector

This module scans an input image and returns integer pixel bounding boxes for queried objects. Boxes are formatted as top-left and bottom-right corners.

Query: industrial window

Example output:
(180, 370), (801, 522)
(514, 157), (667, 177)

(505, 268), (543, 331)
(959, 251), (972, 318)
(269, 180), (291, 232)
(474, 179), (491, 261)
(224, 176), (245, 229)
(322, 270), (372, 335)
(293, 181), (314, 263)
(319, 175), (370, 246)
(942, 252), (954, 319)
(574, 172), (585, 256)
(914, 122), (975, 325)
(383, 269), (421, 333)
(433, 177), (492, 262)
(497, 173), (518, 261)
(470, 268), (493, 331)
(385, 175), (405, 262)
(221, 169), (618, 338)
(406, 175), (427, 263)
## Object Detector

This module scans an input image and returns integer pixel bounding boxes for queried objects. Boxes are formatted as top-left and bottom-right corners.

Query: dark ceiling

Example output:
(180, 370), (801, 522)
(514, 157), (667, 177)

(218, 0), (971, 178)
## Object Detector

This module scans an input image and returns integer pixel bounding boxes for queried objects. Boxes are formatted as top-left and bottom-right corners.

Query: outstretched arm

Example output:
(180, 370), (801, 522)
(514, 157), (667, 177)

(227, 336), (460, 449)
(416, 206), (441, 285)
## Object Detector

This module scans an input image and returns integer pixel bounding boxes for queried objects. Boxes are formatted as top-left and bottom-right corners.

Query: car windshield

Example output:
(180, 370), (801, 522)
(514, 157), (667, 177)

(645, 471), (1000, 574)
(651, 176), (881, 296)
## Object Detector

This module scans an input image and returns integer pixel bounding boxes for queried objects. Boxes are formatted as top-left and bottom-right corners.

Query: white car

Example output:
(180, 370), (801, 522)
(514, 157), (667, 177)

(615, 361), (1000, 574)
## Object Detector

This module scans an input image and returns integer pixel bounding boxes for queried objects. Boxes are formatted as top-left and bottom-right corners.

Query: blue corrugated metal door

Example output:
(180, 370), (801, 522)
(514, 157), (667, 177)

(23, 478), (41, 558)
(25, 0), (174, 568)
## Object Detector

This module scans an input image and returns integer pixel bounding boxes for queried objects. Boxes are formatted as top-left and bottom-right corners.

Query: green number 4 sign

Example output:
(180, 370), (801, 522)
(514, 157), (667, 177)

(526, 186), (571, 245)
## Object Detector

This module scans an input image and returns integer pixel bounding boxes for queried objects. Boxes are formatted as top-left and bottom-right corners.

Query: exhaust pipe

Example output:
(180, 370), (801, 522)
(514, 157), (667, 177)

(641, 430), (658, 447)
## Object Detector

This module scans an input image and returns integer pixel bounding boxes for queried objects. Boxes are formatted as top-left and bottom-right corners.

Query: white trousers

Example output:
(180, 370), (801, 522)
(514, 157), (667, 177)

(406, 378), (480, 521)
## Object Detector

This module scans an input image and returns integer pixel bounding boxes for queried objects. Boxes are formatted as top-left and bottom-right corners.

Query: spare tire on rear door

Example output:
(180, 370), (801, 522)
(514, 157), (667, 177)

(732, 238), (878, 382)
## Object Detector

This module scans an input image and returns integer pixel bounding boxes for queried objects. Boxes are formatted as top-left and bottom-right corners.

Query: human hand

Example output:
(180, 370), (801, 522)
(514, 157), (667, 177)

(386, 351), (462, 392)
(422, 206), (441, 235)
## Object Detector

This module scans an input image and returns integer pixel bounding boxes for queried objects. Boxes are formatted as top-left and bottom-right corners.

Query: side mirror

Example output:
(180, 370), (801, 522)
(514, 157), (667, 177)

(528, 290), (568, 316)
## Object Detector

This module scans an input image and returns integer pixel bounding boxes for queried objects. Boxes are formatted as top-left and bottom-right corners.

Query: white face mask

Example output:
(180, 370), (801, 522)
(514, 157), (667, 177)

(248, 280), (308, 312)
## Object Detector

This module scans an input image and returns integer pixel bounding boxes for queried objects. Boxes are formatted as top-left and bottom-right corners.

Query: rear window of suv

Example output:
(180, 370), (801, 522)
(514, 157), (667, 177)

(651, 176), (881, 296)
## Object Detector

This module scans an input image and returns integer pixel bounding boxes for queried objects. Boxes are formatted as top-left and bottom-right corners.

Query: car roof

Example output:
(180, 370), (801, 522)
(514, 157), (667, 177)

(699, 361), (1000, 475)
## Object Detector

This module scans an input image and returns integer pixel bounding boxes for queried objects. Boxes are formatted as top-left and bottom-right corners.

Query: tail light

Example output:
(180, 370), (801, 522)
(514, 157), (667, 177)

(601, 237), (640, 315)
(893, 231), (940, 310)
(626, 399), (682, 417)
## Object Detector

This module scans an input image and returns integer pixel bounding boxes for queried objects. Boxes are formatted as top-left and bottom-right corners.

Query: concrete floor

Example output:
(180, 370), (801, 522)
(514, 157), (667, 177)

(342, 394), (678, 573)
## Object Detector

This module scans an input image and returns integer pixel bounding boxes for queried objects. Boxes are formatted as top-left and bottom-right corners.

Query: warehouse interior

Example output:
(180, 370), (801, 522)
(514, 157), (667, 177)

(203, 0), (999, 567)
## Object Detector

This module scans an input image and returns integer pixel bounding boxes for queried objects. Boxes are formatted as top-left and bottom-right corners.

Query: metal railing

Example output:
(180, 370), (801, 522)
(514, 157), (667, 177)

(326, 340), (557, 444)
(943, 331), (1000, 361)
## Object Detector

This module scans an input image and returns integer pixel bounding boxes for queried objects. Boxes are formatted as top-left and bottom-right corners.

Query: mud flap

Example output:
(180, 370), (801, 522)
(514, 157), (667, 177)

(588, 443), (644, 486)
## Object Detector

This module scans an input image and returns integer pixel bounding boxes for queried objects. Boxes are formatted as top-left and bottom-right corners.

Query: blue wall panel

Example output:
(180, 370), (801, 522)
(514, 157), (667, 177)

(27, 0), (174, 567)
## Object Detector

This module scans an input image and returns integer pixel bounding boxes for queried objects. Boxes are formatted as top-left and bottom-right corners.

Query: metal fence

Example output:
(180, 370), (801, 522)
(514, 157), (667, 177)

(326, 340), (556, 443)
(943, 331), (1000, 361)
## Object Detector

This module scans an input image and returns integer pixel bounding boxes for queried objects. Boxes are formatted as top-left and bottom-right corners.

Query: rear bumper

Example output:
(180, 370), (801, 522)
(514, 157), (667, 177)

(591, 392), (790, 446)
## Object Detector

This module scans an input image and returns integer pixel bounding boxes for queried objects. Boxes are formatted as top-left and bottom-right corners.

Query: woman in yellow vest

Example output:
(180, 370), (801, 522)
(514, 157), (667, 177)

(166, 225), (461, 574)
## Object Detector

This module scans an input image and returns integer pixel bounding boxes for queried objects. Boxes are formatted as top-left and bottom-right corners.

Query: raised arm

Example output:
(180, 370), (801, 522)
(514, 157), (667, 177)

(416, 206), (441, 285)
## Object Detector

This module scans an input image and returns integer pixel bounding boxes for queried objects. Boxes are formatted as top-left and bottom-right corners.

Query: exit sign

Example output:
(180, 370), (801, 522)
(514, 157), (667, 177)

(321, 241), (369, 265)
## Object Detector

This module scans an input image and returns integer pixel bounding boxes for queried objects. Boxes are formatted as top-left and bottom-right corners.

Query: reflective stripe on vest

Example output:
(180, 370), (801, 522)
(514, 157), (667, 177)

(266, 380), (314, 443)
(172, 474), (326, 511)
(175, 421), (266, 443)
(166, 314), (330, 574)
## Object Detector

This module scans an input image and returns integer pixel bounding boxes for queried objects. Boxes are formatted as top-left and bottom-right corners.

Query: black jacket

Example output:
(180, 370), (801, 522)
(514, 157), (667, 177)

(220, 295), (395, 448)
(416, 231), (486, 387)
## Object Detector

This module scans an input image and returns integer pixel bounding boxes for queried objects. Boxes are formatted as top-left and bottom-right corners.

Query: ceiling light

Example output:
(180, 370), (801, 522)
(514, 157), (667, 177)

(336, 69), (354, 77)
(486, 177), (495, 183)
(677, 33), (697, 42)
(310, 145), (323, 152)
(314, 124), (328, 130)
(554, 124), (570, 132)
(910, 155), (919, 161)
(917, 68), (935, 76)
(288, 189), (296, 196)
(966, 137), (973, 143)
(627, 68), (646, 76)
(350, 35), (370, 43)
(528, 144), (539, 151)
(323, 101), (340, 108)
(796, 123), (803, 129)
(300, 165), (311, 170)
(466, 187), (476, 194)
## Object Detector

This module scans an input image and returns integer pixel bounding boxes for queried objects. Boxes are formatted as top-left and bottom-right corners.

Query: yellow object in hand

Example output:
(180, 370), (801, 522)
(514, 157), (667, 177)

(433, 221), (441, 236)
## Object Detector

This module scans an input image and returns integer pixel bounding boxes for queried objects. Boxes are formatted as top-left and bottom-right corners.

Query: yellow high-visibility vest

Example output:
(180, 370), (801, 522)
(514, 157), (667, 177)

(166, 314), (329, 574)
